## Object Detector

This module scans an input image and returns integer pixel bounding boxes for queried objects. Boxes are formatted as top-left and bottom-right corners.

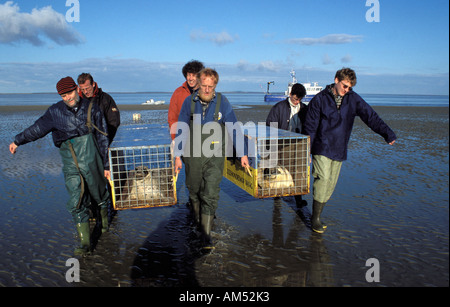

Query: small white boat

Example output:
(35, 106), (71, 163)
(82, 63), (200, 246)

(264, 70), (323, 104)
(142, 99), (165, 105)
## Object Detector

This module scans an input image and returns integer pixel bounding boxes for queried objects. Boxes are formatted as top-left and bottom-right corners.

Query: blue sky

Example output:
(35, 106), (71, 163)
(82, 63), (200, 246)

(0, 0), (448, 95)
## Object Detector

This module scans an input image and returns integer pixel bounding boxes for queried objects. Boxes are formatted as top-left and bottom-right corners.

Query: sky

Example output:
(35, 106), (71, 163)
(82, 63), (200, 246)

(0, 0), (448, 95)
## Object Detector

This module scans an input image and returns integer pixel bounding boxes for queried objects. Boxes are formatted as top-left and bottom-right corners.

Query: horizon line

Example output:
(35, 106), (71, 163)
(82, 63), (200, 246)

(0, 91), (449, 97)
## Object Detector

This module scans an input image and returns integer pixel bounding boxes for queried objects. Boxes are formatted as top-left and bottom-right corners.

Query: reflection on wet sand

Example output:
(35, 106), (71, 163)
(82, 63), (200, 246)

(0, 106), (448, 287)
(130, 189), (334, 287)
(216, 199), (333, 287)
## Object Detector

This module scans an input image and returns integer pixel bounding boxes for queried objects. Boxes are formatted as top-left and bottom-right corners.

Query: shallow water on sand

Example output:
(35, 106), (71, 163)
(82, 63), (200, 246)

(0, 107), (448, 287)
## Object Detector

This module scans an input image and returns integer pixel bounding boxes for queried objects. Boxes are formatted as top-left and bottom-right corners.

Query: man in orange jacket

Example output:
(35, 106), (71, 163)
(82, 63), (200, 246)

(168, 60), (204, 140)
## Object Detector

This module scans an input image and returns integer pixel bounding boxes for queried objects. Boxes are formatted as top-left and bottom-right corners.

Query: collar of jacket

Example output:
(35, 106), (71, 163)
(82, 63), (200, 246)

(78, 82), (100, 99)
(324, 84), (354, 100)
(64, 97), (89, 111)
(284, 98), (306, 110)
(183, 81), (195, 94)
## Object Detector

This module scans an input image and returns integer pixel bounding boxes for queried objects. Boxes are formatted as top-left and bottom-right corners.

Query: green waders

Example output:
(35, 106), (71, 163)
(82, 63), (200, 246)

(183, 94), (225, 251)
(59, 103), (110, 255)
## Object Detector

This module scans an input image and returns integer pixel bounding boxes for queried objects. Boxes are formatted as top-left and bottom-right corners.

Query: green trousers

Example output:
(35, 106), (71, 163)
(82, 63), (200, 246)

(60, 134), (109, 224)
(312, 155), (342, 203)
(183, 156), (225, 216)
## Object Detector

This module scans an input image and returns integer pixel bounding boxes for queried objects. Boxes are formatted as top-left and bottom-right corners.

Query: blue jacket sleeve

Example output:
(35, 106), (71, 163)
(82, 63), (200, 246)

(266, 100), (286, 129)
(356, 98), (397, 143)
(14, 108), (54, 146)
(221, 96), (248, 157)
(303, 95), (321, 146)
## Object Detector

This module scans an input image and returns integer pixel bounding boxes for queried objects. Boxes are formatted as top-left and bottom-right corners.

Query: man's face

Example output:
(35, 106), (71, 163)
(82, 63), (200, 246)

(186, 72), (198, 89)
(290, 94), (301, 106)
(198, 76), (216, 103)
(61, 90), (79, 108)
(334, 78), (353, 96)
(78, 80), (95, 98)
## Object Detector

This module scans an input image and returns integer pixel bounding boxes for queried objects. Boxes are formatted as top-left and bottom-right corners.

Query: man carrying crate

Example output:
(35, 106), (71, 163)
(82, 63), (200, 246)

(173, 68), (249, 252)
(304, 68), (396, 233)
(9, 77), (111, 256)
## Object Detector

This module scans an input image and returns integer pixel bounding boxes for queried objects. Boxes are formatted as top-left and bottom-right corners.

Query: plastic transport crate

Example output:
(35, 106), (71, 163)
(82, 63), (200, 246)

(224, 124), (310, 198)
(108, 124), (176, 210)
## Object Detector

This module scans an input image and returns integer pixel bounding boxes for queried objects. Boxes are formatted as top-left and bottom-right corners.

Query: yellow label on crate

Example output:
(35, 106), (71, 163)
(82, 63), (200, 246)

(108, 179), (117, 209)
(223, 159), (257, 197)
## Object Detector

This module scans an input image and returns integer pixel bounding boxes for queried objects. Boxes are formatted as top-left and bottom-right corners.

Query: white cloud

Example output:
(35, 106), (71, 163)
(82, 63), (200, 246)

(257, 61), (279, 72)
(341, 54), (353, 63)
(0, 1), (83, 46)
(0, 58), (448, 95)
(190, 29), (239, 46)
(286, 34), (363, 45)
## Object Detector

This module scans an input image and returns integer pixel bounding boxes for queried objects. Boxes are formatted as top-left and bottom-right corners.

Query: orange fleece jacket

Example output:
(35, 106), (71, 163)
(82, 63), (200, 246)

(168, 81), (191, 140)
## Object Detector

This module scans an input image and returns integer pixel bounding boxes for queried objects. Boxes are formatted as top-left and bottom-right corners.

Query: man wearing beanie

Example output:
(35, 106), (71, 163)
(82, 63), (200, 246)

(9, 76), (111, 256)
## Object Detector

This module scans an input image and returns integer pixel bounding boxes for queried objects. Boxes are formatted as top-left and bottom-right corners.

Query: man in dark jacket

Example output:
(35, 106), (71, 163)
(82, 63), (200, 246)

(77, 73), (120, 144)
(266, 83), (308, 133)
(78, 73), (119, 232)
(9, 77), (111, 255)
(303, 68), (396, 233)
(266, 83), (309, 207)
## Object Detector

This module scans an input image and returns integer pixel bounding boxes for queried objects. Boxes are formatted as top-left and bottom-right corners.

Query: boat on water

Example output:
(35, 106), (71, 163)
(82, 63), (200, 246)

(264, 70), (323, 104)
(142, 99), (165, 105)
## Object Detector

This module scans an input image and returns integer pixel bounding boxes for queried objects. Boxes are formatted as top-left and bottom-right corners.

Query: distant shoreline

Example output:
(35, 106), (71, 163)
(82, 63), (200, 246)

(0, 104), (448, 113)
(0, 92), (449, 97)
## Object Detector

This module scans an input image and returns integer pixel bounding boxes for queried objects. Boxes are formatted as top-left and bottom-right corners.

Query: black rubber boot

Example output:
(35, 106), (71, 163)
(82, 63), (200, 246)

(191, 200), (200, 227)
(100, 208), (109, 233)
(311, 200), (327, 233)
(294, 195), (308, 208)
(200, 214), (215, 253)
(75, 222), (91, 256)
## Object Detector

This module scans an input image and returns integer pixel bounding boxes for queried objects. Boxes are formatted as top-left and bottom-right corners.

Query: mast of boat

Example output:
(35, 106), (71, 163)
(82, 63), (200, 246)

(290, 69), (297, 84)
(266, 81), (274, 94)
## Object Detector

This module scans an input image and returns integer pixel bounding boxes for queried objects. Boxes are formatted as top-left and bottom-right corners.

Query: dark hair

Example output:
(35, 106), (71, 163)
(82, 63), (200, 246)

(77, 73), (94, 85)
(182, 60), (205, 78)
(335, 68), (357, 86)
(291, 83), (306, 98)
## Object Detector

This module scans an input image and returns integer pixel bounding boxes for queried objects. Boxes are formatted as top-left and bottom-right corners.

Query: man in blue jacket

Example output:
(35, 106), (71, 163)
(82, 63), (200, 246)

(9, 77), (110, 255)
(266, 83), (309, 207)
(303, 68), (396, 233)
(173, 68), (249, 251)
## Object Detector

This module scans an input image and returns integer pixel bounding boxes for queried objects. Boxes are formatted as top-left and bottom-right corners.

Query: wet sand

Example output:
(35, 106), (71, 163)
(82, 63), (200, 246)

(0, 104), (448, 288)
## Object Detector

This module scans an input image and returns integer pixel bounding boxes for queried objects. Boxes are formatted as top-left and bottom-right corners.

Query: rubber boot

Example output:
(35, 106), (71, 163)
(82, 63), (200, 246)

(311, 200), (327, 233)
(294, 195), (308, 208)
(100, 208), (109, 233)
(191, 201), (200, 227)
(75, 222), (91, 256)
(200, 214), (215, 252)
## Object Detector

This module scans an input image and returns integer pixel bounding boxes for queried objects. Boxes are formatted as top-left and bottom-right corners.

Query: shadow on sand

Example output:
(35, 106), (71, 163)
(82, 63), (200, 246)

(129, 203), (203, 286)
(128, 194), (335, 287)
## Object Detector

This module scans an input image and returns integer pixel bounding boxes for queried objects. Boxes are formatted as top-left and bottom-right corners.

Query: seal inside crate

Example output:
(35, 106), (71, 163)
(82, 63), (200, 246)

(108, 124), (176, 210)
